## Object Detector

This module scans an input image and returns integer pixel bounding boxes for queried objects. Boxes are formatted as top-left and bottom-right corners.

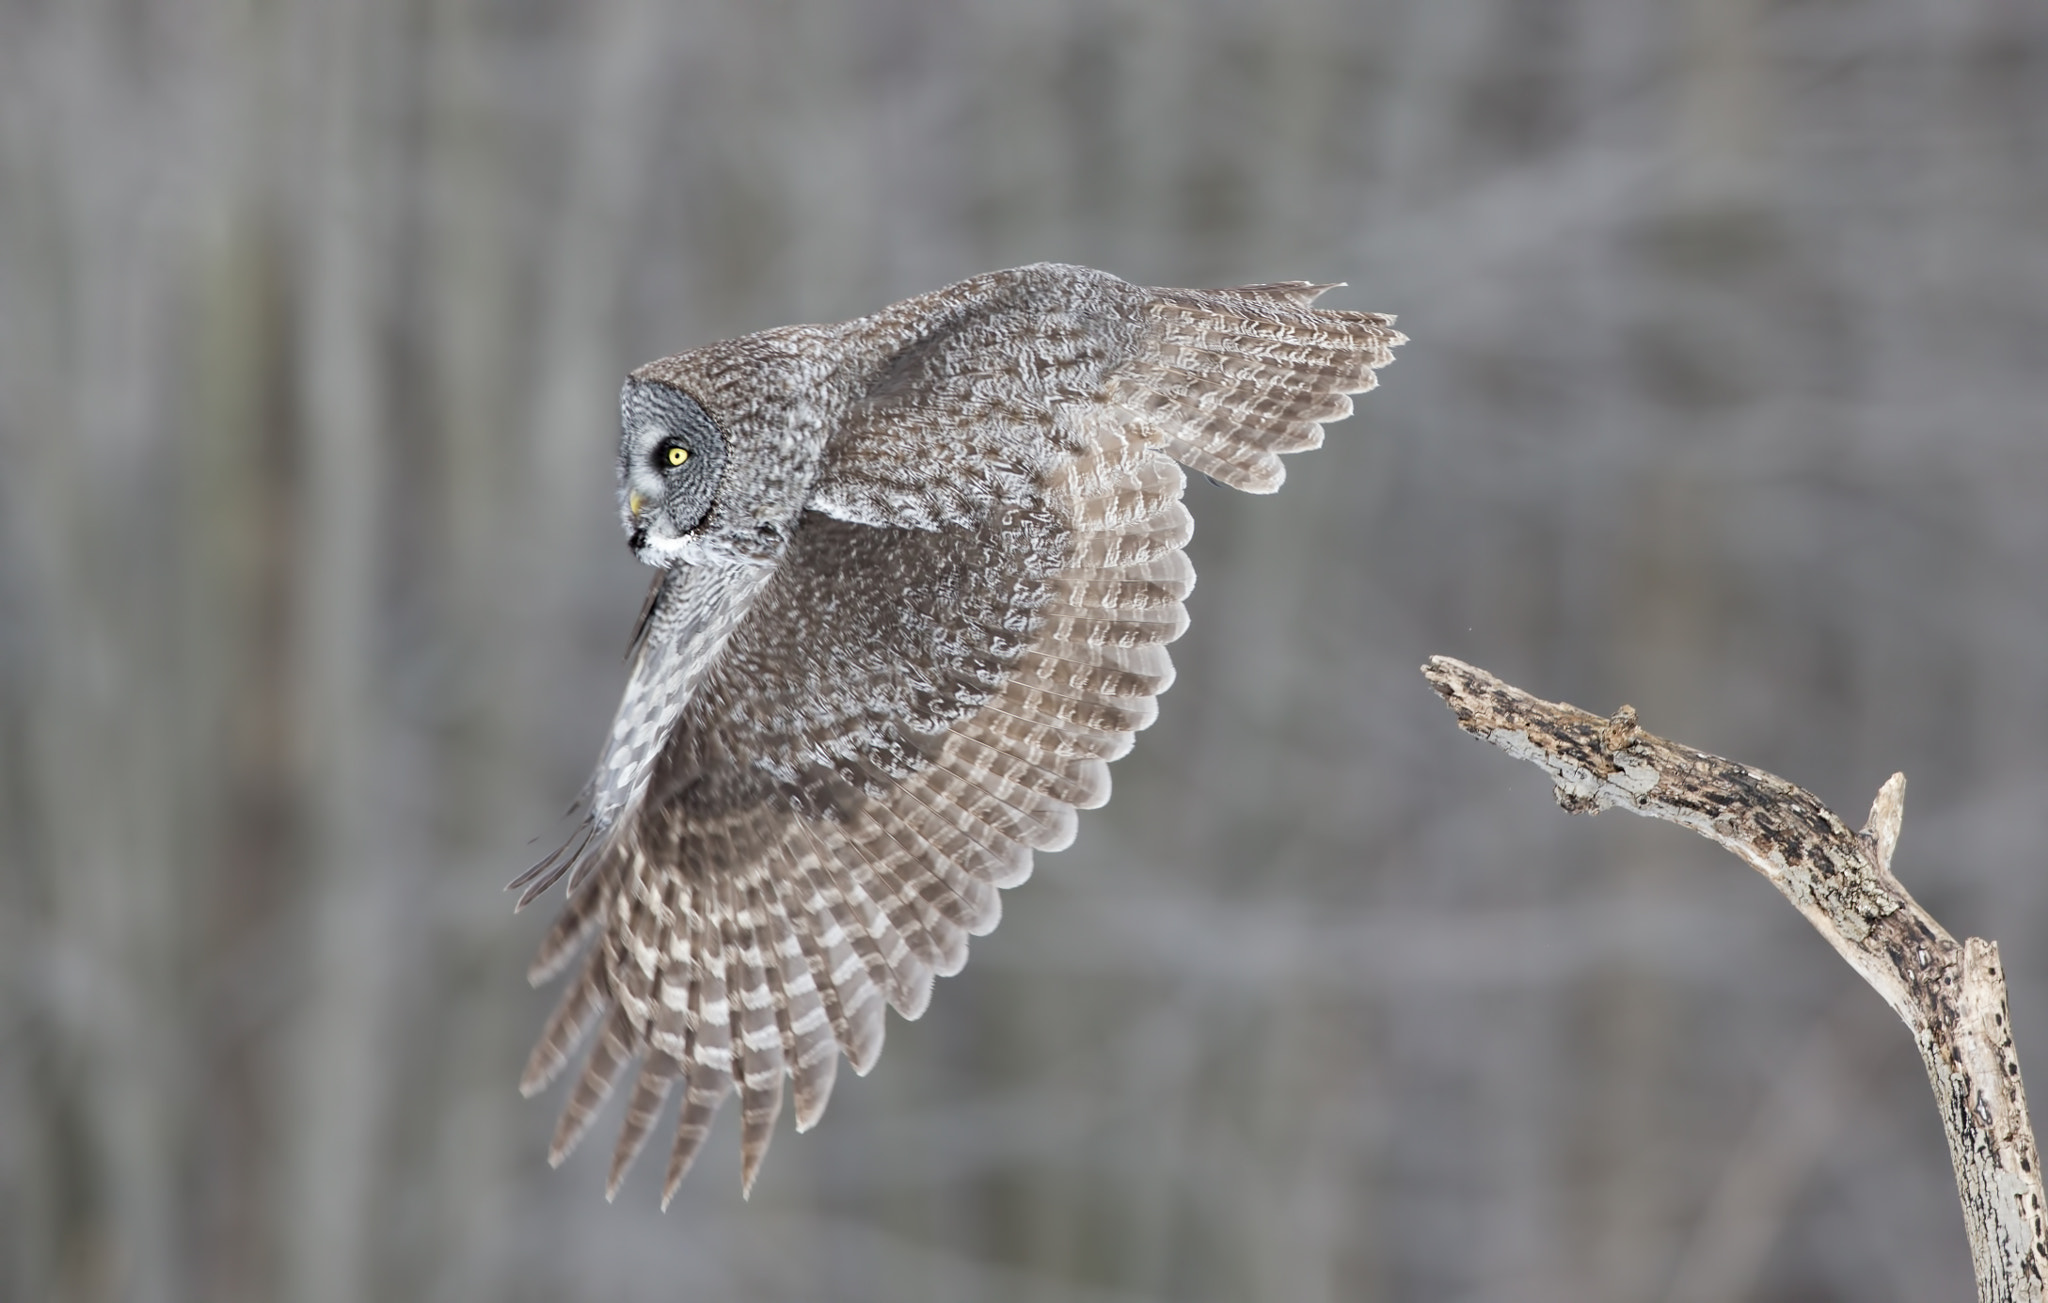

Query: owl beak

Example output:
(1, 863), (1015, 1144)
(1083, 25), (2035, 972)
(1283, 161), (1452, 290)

(627, 490), (647, 519)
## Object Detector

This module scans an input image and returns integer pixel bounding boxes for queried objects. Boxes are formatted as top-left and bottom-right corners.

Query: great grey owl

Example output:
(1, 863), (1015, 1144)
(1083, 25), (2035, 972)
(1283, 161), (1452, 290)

(512, 263), (1402, 1202)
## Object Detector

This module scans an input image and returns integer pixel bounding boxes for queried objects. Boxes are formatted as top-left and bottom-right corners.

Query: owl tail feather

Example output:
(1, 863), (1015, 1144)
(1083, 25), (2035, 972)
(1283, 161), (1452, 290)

(508, 819), (598, 909)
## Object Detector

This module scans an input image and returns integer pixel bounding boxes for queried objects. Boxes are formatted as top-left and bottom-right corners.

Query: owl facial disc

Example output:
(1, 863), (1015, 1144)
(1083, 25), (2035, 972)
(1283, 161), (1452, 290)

(618, 378), (729, 566)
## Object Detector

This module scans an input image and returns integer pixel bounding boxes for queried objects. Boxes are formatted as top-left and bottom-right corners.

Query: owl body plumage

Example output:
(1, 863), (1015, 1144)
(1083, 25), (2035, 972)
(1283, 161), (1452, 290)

(513, 263), (1402, 1201)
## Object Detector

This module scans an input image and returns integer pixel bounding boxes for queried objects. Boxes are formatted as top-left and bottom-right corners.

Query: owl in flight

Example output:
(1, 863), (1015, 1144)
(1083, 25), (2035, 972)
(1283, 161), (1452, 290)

(512, 263), (1401, 1202)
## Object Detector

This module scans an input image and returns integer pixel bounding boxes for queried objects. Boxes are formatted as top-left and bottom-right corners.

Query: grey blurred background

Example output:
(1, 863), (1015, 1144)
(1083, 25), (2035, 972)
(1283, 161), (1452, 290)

(2, 1), (2045, 1300)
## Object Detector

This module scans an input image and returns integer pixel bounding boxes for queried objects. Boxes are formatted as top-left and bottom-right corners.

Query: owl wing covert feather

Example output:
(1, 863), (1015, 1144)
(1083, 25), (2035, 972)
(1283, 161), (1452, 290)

(522, 264), (1402, 1202)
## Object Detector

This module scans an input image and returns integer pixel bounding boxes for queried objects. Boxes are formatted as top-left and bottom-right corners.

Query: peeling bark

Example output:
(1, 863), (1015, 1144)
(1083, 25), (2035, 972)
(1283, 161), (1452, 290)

(1423, 655), (2048, 1303)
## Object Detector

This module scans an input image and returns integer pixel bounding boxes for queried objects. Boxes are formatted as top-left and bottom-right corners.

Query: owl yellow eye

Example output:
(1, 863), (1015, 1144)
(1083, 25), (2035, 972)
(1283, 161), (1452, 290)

(666, 446), (689, 467)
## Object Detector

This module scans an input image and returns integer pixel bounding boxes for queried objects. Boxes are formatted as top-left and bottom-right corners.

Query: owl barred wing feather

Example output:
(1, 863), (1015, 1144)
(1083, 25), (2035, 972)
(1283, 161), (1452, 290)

(1114, 283), (1399, 492)
(520, 264), (1400, 1201)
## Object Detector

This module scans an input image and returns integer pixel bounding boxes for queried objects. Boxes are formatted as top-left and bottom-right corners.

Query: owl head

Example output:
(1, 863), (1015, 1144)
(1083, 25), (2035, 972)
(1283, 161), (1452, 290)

(617, 378), (732, 566)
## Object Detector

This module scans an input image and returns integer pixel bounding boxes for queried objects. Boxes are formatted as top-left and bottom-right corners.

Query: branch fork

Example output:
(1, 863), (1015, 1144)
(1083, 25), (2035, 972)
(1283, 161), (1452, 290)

(1423, 655), (2047, 1303)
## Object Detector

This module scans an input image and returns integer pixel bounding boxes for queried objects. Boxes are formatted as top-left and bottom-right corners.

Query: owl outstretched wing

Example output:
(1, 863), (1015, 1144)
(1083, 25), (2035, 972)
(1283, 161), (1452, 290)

(514, 265), (1402, 1201)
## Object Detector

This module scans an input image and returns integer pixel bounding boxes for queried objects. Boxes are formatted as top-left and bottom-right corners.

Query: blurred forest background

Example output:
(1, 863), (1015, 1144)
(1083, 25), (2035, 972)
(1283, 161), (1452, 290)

(2, 1), (2045, 1300)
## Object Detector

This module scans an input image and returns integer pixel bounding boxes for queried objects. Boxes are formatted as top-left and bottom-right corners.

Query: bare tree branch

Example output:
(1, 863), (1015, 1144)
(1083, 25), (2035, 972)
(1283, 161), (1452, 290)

(1423, 654), (2048, 1303)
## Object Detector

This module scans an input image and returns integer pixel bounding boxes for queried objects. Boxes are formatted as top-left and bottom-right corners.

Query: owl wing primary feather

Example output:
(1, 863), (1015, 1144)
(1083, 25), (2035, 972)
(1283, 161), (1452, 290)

(521, 264), (1401, 1202)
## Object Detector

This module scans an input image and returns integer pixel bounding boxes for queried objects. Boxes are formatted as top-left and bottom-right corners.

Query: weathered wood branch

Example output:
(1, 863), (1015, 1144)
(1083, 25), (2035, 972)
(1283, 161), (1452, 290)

(1422, 655), (2048, 1303)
